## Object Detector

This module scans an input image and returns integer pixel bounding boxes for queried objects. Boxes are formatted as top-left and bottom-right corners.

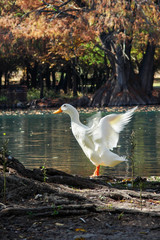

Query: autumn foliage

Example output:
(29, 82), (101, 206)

(0, 0), (160, 105)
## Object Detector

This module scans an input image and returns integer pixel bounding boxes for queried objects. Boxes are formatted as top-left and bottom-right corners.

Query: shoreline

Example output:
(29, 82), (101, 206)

(0, 104), (160, 116)
(0, 157), (160, 239)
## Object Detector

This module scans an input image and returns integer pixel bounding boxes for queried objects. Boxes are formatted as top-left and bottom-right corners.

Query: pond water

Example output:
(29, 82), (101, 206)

(0, 107), (160, 177)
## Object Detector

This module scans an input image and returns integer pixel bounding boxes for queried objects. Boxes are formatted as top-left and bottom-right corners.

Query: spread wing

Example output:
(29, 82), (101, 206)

(90, 106), (137, 150)
(86, 112), (101, 129)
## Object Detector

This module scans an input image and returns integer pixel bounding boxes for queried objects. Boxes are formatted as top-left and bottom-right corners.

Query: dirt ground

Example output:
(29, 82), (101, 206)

(0, 157), (160, 240)
(1, 211), (160, 240)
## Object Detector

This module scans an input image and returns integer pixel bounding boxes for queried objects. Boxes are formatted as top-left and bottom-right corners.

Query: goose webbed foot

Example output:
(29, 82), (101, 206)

(90, 165), (100, 177)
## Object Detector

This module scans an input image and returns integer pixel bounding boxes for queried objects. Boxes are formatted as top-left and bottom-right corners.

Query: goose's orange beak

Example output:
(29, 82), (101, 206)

(53, 107), (63, 114)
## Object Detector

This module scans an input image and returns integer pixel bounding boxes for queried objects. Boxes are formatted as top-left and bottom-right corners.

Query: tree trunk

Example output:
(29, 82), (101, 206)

(0, 71), (2, 88)
(57, 71), (67, 93)
(90, 33), (158, 107)
(71, 61), (80, 97)
(4, 71), (9, 87)
(31, 61), (38, 88)
(45, 64), (51, 90)
(51, 70), (56, 89)
(116, 44), (131, 91)
(66, 66), (72, 91)
(72, 76), (78, 97)
(139, 42), (155, 96)
(26, 66), (30, 88)
(39, 67), (44, 99)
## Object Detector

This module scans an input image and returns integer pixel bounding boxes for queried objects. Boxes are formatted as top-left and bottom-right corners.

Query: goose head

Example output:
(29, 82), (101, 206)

(54, 104), (79, 122)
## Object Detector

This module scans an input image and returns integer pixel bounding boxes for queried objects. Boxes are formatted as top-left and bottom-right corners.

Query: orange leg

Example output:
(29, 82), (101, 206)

(91, 165), (100, 177)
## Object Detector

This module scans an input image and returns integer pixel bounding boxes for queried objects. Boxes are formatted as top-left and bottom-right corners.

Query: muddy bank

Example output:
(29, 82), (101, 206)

(0, 156), (160, 239)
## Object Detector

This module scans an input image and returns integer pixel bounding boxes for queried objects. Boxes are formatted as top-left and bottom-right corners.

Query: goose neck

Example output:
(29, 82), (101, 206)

(70, 112), (80, 123)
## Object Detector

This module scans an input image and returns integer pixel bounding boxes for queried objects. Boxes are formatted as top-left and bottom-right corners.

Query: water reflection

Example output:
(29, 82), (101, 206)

(0, 109), (160, 177)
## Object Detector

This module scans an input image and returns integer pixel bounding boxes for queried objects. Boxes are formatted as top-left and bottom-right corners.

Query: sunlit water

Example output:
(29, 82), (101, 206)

(0, 108), (160, 177)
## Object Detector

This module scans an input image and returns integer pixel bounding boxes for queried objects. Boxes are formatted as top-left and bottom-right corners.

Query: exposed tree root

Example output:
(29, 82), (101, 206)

(0, 156), (160, 218)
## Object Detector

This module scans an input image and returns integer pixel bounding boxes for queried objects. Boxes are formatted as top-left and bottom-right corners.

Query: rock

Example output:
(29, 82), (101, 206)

(35, 194), (43, 200)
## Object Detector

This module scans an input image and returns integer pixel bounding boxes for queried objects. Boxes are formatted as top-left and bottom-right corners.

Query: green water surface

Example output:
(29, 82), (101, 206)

(0, 108), (160, 177)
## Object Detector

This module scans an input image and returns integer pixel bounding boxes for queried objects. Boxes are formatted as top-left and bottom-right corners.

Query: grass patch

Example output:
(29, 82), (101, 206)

(153, 81), (160, 88)
(0, 95), (7, 103)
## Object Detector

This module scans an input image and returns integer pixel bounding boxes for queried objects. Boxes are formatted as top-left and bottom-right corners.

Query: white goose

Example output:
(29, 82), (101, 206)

(54, 104), (137, 177)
